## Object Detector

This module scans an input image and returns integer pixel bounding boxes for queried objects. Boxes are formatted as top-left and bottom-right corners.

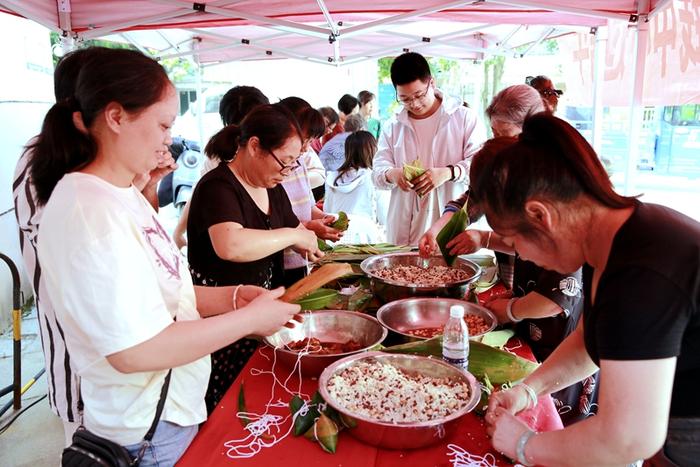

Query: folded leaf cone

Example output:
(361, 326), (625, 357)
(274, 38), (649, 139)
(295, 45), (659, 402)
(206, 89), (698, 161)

(331, 211), (349, 231)
(317, 238), (333, 252)
(403, 159), (425, 181)
(290, 395), (320, 436)
(311, 413), (339, 453)
(436, 202), (469, 266)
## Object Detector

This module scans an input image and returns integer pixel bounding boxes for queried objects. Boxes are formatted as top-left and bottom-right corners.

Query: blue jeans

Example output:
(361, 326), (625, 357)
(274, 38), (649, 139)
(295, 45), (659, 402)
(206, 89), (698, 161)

(124, 421), (198, 466)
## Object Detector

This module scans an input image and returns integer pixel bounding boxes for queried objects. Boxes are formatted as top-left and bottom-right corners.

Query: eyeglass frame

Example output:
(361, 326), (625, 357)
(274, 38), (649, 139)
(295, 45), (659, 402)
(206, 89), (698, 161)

(539, 88), (563, 98)
(265, 147), (301, 175)
(395, 81), (432, 106)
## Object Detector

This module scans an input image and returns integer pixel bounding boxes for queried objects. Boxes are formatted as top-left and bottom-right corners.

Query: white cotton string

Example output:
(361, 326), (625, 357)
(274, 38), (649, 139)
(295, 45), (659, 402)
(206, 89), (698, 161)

(435, 424), (446, 439)
(446, 444), (498, 467)
(500, 381), (513, 392)
(225, 408), (300, 459)
(248, 342), (311, 403)
(224, 339), (321, 458)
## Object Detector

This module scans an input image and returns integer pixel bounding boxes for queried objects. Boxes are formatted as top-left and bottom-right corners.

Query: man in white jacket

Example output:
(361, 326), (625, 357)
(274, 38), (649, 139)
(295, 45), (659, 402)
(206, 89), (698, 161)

(372, 52), (485, 245)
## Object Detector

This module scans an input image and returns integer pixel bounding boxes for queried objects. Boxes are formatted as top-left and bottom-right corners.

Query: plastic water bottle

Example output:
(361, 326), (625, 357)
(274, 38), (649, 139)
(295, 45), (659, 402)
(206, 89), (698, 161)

(442, 305), (469, 370)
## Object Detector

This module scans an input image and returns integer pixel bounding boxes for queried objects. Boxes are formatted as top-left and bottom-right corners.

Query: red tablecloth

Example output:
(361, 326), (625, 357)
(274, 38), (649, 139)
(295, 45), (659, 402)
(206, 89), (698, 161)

(178, 340), (562, 467)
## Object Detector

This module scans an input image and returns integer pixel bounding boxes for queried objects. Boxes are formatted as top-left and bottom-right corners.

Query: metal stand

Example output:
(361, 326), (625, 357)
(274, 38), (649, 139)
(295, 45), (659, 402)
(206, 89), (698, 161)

(0, 252), (44, 417)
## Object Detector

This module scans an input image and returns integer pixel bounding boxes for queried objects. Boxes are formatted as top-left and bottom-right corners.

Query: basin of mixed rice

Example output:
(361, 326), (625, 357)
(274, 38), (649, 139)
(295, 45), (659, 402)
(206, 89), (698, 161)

(326, 358), (471, 423)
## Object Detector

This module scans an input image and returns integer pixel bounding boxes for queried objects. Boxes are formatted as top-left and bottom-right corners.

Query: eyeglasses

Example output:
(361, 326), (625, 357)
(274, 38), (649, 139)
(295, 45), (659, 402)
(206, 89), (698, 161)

(539, 89), (563, 98)
(396, 82), (431, 106)
(267, 148), (301, 175)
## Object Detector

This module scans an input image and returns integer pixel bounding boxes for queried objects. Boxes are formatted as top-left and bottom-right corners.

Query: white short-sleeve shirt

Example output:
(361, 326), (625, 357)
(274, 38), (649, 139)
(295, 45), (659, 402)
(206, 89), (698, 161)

(37, 173), (210, 445)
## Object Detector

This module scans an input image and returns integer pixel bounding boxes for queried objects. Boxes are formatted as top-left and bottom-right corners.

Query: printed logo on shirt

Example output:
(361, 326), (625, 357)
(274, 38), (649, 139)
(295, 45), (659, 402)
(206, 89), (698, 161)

(558, 276), (581, 297)
(529, 322), (543, 342)
(143, 215), (181, 280)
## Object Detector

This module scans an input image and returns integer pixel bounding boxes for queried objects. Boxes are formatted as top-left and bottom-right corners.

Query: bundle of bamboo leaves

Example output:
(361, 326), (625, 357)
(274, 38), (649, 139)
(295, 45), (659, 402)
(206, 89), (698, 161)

(317, 242), (412, 262)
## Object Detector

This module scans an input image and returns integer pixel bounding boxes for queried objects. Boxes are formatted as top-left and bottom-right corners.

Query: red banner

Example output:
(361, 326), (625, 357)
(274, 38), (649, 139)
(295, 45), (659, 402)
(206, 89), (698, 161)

(560, 0), (700, 106)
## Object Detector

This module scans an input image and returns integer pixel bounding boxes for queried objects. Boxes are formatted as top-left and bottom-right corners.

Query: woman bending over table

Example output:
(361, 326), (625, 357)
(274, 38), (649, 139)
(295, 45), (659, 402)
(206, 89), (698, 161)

(420, 86), (598, 426)
(187, 103), (322, 411)
(475, 114), (700, 466)
(29, 48), (301, 465)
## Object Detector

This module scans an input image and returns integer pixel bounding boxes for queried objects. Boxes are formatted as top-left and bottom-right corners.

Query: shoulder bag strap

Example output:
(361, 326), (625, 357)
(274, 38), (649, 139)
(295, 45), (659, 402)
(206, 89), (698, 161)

(142, 368), (172, 442)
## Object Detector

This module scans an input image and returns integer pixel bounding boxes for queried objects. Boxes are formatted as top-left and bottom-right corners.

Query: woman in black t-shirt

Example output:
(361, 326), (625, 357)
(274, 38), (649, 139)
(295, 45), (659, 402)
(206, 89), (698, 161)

(476, 115), (699, 466)
(187, 104), (323, 412)
(420, 139), (598, 426)
(420, 89), (600, 426)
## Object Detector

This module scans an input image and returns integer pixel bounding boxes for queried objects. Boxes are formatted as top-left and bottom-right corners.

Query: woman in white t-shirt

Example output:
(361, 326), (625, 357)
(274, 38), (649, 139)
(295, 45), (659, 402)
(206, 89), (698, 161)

(26, 47), (301, 466)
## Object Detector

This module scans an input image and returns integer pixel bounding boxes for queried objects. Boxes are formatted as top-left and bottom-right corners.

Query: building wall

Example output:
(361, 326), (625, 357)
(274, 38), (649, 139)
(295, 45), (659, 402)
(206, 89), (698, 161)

(0, 14), (53, 331)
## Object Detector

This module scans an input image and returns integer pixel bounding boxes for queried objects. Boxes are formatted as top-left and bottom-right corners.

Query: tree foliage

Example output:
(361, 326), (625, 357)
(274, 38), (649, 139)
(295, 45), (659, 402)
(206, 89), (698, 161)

(48, 32), (195, 82)
(378, 55), (461, 85)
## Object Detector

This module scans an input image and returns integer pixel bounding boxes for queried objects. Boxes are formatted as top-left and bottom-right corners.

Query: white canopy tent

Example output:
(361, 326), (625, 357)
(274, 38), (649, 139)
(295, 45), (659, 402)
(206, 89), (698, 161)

(0, 1), (665, 66)
(0, 0), (683, 193)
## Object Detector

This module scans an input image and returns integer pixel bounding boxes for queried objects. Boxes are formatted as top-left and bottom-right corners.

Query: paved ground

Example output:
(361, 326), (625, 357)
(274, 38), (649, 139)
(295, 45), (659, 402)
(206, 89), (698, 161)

(0, 308), (64, 466)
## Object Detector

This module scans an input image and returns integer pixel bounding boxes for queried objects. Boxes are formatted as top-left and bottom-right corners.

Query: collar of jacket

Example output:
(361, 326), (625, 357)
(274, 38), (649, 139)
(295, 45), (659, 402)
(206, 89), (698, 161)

(395, 88), (462, 125)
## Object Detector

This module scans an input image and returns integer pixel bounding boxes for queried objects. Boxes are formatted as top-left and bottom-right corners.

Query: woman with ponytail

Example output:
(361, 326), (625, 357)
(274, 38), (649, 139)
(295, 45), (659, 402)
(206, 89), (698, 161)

(420, 86), (598, 427)
(480, 114), (700, 466)
(186, 103), (322, 411)
(31, 48), (301, 464)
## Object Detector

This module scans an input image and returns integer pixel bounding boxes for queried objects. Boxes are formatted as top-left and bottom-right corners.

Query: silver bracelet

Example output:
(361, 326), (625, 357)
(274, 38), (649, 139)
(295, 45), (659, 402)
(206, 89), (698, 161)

(232, 285), (242, 311)
(516, 381), (538, 409)
(505, 297), (521, 322)
(516, 429), (536, 467)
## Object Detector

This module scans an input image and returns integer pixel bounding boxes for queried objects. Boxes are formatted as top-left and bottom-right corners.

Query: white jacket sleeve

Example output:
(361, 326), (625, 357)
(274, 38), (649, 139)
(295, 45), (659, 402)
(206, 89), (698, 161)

(372, 124), (397, 190)
(454, 108), (486, 183)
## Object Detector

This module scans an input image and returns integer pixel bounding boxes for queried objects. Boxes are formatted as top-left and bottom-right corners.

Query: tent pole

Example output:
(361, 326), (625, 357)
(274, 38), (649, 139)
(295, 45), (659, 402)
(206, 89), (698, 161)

(341, 0), (475, 38)
(623, 2), (650, 195)
(590, 26), (606, 155)
(487, 0), (630, 22)
(193, 38), (205, 150)
(60, 34), (75, 55)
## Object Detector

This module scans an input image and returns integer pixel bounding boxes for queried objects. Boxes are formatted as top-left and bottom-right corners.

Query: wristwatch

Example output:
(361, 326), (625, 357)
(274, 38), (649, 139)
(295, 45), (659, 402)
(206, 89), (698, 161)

(447, 164), (456, 181)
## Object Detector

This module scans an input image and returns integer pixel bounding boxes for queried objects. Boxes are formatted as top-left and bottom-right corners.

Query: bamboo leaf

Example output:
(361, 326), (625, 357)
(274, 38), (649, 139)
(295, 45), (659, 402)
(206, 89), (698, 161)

(237, 382), (251, 428)
(282, 263), (354, 303)
(480, 329), (515, 349)
(382, 337), (538, 385)
(294, 288), (340, 310)
(436, 203), (469, 266)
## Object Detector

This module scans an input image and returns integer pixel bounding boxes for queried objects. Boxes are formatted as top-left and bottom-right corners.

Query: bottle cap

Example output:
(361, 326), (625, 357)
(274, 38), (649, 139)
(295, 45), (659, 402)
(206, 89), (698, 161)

(449, 305), (465, 318)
